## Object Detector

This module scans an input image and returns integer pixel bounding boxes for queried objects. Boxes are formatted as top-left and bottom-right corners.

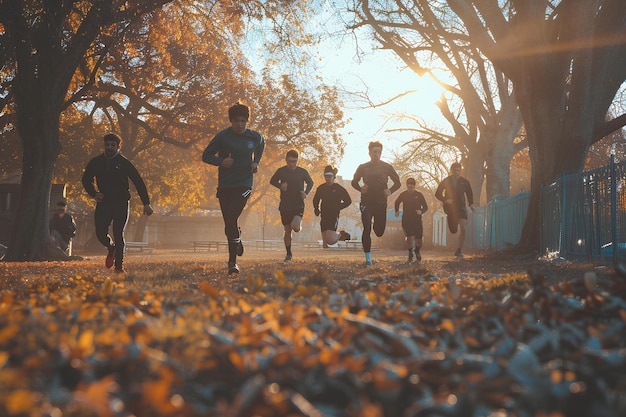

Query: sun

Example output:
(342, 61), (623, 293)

(416, 71), (447, 105)
(390, 69), (447, 114)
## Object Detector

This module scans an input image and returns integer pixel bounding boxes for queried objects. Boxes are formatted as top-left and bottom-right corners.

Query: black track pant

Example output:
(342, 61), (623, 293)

(360, 202), (387, 253)
(95, 201), (129, 268)
(217, 187), (251, 263)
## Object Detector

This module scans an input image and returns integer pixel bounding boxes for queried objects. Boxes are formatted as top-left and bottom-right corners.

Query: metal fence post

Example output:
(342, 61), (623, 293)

(560, 172), (566, 258)
(610, 154), (617, 265)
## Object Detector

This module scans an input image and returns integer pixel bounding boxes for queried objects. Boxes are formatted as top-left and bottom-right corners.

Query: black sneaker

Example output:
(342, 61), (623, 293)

(454, 249), (463, 258)
(237, 240), (244, 257)
(407, 251), (414, 264)
(284, 254), (292, 262)
(415, 250), (422, 263)
(228, 262), (240, 275)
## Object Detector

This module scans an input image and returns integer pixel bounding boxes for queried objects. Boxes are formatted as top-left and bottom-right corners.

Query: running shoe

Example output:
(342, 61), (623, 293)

(228, 262), (240, 275)
(105, 247), (116, 269)
(338, 231), (351, 241)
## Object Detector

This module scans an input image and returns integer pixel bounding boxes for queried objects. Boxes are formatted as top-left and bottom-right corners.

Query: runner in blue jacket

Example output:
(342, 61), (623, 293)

(202, 102), (265, 274)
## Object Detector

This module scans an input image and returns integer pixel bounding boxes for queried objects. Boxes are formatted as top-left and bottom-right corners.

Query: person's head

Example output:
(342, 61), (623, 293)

(56, 200), (67, 214)
(368, 141), (383, 162)
(285, 149), (299, 170)
(103, 133), (121, 157)
(450, 162), (462, 177)
(406, 178), (416, 189)
(324, 165), (337, 184)
(228, 102), (250, 134)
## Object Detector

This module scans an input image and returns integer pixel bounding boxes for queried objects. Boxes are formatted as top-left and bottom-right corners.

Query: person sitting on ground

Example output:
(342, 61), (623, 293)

(49, 200), (77, 253)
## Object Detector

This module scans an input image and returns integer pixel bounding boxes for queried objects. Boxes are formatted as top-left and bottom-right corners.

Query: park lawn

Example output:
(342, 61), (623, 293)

(0, 249), (624, 417)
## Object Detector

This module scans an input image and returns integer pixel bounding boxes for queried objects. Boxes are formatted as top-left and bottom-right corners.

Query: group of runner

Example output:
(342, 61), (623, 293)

(81, 102), (474, 275)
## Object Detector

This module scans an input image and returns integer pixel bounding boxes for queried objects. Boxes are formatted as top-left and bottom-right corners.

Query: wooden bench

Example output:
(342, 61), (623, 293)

(125, 241), (154, 252)
(299, 241), (323, 249)
(291, 240), (371, 250)
(191, 241), (229, 252)
(253, 240), (282, 250)
(342, 240), (364, 250)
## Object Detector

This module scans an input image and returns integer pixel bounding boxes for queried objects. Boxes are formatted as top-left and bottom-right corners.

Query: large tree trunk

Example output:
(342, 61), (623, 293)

(485, 98), (522, 200)
(485, 140), (512, 200)
(462, 155), (485, 206)
(516, 83), (590, 251)
(4, 97), (62, 261)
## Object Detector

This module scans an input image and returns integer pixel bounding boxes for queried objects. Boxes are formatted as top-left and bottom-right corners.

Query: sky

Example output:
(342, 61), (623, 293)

(314, 43), (447, 178)
(245, 6), (449, 180)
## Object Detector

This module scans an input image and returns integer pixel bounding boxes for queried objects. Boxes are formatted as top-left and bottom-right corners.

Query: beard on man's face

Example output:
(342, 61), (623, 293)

(104, 142), (119, 157)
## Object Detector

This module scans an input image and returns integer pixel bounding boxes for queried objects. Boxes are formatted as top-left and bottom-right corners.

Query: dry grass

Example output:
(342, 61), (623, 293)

(0, 248), (623, 416)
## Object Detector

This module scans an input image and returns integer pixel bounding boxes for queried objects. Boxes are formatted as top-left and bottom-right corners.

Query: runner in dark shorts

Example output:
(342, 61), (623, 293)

(435, 162), (475, 257)
(395, 178), (428, 263)
(351, 141), (401, 266)
(312, 165), (352, 248)
(270, 150), (314, 261)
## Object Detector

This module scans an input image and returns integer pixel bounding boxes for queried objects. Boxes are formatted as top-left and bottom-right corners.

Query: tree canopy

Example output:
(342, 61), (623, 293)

(0, 0), (346, 260)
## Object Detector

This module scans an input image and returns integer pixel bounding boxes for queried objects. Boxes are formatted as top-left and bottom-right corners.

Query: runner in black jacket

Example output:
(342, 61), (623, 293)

(82, 133), (153, 273)
(351, 141), (401, 266)
(435, 162), (475, 258)
(270, 149), (314, 261)
(394, 178), (428, 263)
(312, 165), (352, 247)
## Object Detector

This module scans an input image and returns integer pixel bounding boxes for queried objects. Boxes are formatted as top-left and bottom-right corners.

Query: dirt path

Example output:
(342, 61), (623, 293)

(75, 246), (614, 285)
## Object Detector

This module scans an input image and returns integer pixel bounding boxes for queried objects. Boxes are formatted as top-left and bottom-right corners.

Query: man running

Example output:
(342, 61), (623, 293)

(82, 133), (153, 274)
(270, 150), (314, 261)
(202, 102), (265, 274)
(435, 162), (475, 257)
(312, 165), (352, 248)
(395, 178), (428, 263)
(351, 141), (401, 266)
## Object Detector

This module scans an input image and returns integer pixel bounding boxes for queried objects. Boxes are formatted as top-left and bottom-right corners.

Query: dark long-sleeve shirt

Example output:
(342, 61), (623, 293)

(312, 183), (352, 216)
(82, 153), (150, 205)
(49, 213), (77, 243)
(270, 166), (314, 212)
(202, 127), (265, 188)
(394, 190), (428, 218)
(351, 160), (401, 205)
(435, 175), (473, 217)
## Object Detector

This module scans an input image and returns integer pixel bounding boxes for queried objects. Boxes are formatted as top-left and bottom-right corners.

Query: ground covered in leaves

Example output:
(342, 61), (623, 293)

(0, 249), (625, 417)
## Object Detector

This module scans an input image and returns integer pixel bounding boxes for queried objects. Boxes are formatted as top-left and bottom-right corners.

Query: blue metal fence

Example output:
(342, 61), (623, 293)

(431, 191), (530, 251)
(541, 156), (626, 264)
(431, 157), (626, 265)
